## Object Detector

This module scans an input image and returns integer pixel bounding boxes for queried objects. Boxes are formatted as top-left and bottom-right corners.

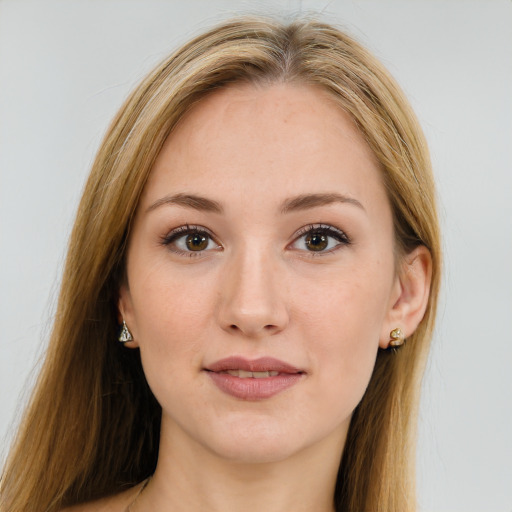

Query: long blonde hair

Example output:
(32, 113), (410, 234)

(0, 16), (440, 512)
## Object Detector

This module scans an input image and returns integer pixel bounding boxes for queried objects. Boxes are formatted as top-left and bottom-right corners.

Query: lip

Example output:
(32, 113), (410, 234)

(204, 356), (305, 400)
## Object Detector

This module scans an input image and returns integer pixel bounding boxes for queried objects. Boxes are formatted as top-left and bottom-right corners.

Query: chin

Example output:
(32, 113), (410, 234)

(207, 431), (301, 464)
(197, 413), (321, 465)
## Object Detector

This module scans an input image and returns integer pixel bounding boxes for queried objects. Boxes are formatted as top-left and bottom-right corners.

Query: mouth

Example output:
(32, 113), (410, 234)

(215, 369), (281, 378)
(204, 356), (305, 400)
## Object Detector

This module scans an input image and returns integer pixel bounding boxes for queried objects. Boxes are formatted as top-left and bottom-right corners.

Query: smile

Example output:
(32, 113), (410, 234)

(220, 370), (280, 378)
(205, 356), (305, 400)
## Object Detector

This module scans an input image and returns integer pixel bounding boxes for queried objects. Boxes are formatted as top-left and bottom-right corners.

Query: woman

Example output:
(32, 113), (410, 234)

(0, 16), (440, 512)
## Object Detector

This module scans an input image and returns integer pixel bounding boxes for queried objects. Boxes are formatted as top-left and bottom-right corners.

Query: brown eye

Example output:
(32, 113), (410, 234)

(290, 224), (350, 254)
(186, 233), (209, 251)
(162, 226), (220, 256)
(305, 232), (328, 251)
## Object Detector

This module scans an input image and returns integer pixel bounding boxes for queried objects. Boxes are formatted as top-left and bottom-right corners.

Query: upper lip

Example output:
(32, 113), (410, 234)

(205, 356), (304, 374)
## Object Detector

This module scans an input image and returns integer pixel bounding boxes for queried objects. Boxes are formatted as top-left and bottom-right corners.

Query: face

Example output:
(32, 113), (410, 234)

(119, 83), (401, 464)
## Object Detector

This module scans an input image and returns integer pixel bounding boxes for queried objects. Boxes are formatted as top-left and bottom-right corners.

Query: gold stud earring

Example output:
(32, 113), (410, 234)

(118, 320), (133, 343)
(388, 327), (405, 348)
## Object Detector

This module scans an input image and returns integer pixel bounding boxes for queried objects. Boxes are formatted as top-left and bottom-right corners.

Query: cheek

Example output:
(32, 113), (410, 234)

(128, 259), (217, 370)
(294, 261), (393, 413)
(296, 259), (392, 346)
(130, 268), (219, 415)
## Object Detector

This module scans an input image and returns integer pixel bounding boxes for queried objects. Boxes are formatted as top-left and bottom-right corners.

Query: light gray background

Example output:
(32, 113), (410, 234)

(1, 1), (511, 510)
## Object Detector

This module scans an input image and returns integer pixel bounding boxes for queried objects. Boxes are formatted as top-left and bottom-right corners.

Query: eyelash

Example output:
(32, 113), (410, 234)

(160, 223), (351, 257)
(160, 224), (219, 258)
(291, 224), (351, 256)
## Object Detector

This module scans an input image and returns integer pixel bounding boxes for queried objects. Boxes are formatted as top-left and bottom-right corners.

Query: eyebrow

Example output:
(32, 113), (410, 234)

(146, 193), (223, 214)
(146, 192), (364, 215)
(280, 193), (365, 214)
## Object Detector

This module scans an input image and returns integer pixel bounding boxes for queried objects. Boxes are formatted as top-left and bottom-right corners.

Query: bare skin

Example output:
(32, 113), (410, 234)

(68, 83), (431, 511)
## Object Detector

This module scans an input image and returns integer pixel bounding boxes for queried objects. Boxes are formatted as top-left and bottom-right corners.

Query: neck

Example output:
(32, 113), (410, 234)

(137, 415), (347, 512)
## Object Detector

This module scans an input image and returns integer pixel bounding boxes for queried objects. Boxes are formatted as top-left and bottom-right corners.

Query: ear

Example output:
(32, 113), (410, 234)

(118, 284), (139, 348)
(379, 245), (432, 349)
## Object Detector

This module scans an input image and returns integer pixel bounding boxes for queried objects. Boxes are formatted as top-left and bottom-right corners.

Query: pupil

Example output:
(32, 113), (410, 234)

(306, 232), (328, 251)
(186, 233), (208, 251)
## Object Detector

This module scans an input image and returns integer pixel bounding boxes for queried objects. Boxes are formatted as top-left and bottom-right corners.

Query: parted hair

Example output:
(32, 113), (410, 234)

(0, 16), (440, 512)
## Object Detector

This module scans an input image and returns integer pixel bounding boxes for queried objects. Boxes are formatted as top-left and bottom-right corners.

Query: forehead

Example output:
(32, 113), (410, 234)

(141, 82), (387, 215)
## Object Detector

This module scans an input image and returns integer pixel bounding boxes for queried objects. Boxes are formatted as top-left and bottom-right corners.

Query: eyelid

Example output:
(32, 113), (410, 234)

(160, 223), (350, 257)
(292, 223), (349, 241)
(289, 223), (351, 254)
(160, 224), (221, 257)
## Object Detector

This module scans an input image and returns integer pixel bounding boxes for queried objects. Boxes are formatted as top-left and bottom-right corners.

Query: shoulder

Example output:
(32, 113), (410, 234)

(60, 482), (144, 512)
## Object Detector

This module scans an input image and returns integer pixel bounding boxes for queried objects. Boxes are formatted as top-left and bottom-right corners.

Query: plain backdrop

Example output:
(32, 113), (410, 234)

(1, 1), (511, 510)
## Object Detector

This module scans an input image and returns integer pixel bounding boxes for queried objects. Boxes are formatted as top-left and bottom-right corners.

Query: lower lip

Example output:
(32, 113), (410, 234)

(206, 372), (303, 400)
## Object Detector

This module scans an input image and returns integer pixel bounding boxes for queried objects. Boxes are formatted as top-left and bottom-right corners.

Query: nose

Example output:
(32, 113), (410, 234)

(216, 245), (289, 338)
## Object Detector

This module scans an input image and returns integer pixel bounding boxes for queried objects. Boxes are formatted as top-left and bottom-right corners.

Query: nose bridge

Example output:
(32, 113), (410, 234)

(217, 238), (288, 337)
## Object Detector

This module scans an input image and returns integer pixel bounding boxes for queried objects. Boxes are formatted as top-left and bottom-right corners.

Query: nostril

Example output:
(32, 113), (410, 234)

(227, 323), (279, 335)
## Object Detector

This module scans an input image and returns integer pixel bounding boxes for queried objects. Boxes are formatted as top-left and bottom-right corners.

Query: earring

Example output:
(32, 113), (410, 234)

(388, 327), (405, 348)
(118, 320), (133, 343)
